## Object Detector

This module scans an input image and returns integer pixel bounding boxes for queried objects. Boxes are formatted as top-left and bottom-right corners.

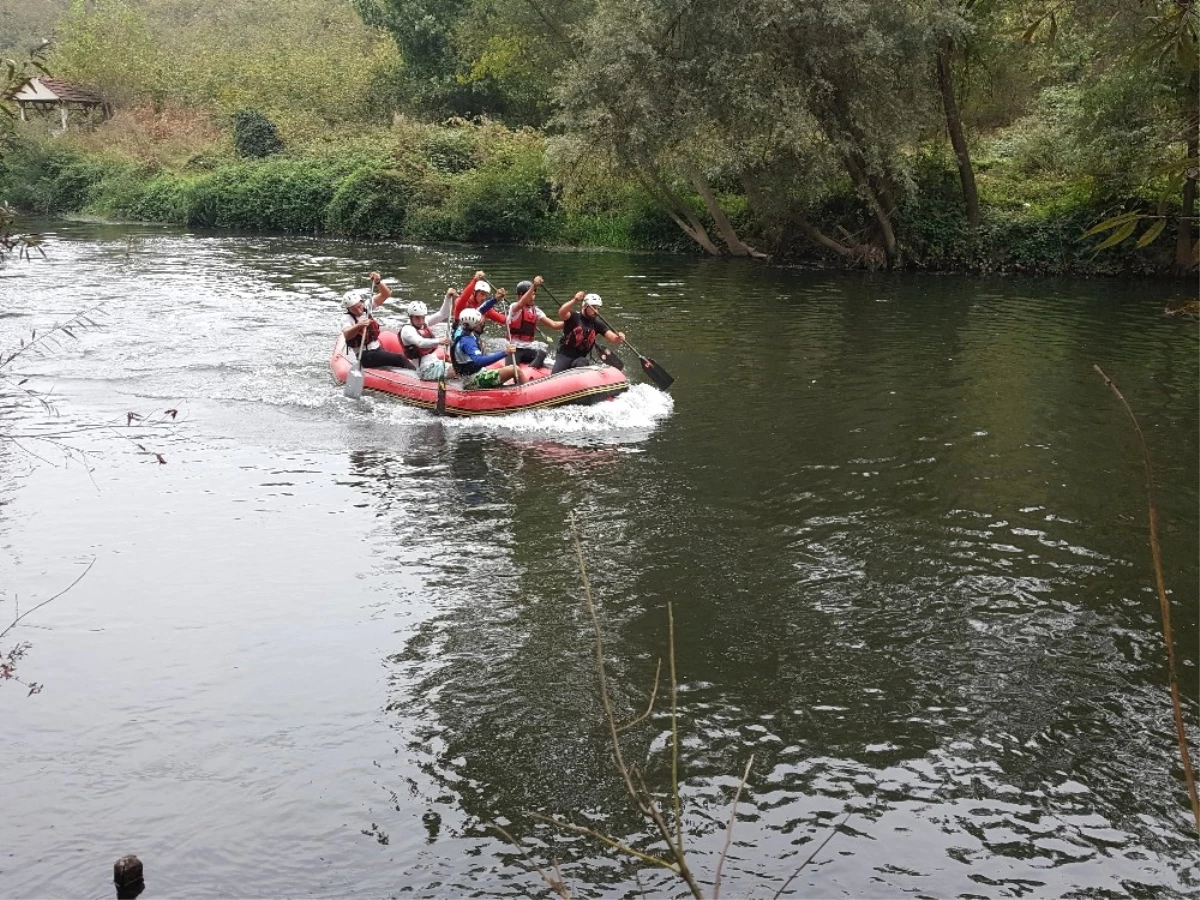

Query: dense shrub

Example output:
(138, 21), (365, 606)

(232, 109), (283, 158)
(325, 165), (420, 237)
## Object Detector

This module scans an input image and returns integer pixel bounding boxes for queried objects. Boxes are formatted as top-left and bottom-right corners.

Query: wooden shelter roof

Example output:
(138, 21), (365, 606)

(12, 77), (105, 105)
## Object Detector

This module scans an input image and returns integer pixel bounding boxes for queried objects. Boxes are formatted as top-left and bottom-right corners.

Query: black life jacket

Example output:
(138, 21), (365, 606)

(403, 321), (437, 360)
(559, 313), (600, 357)
(347, 312), (381, 352)
(509, 306), (539, 341)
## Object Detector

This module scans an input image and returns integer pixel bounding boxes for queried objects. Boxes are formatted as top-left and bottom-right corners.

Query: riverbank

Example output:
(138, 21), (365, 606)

(0, 116), (1176, 277)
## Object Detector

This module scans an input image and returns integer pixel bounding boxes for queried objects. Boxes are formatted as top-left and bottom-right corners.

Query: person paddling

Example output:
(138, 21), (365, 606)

(452, 270), (507, 325)
(400, 289), (455, 382)
(342, 272), (415, 370)
(452, 307), (523, 388)
(552, 292), (624, 374)
(506, 275), (560, 369)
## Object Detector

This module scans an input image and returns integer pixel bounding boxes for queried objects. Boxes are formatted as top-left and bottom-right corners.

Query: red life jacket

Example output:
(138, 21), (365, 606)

(509, 306), (539, 341)
(403, 321), (438, 360)
(347, 313), (380, 351)
(560, 313), (600, 356)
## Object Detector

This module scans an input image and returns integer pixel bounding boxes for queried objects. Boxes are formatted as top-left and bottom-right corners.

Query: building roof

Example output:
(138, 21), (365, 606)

(12, 77), (104, 105)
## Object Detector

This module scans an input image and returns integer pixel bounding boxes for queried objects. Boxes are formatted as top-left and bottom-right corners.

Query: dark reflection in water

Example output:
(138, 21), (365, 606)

(351, 273), (1198, 896)
(0, 223), (1196, 898)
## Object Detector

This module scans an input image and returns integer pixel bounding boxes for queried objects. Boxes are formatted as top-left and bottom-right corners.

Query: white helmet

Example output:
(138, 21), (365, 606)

(474, 280), (492, 294)
(342, 289), (369, 309)
(458, 308), (483, 328)
(582, 292), (603, 308)
(407, 300), (428, 318)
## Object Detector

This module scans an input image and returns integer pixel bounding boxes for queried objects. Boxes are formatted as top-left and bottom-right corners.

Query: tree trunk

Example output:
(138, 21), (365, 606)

(1174, 135), (1198, 276)
(683, 161), (767, 258)
(936, 39), (980, 229)
(634, 168), (723, 256)
(842, 151), (899, 267)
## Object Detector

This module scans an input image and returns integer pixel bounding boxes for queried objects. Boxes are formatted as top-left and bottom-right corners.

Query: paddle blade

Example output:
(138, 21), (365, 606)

(344, 366), (364, 399)
(639, 356), (674, 391)
(598, 347), (625, 371)
(436, 377), (447, 415)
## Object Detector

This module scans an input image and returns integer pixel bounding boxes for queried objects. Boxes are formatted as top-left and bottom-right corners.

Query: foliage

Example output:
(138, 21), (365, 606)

(232, 109), (284, 158)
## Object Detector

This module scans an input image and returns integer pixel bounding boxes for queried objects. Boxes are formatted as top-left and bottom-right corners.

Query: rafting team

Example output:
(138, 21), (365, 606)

(341, 270), (625, 389)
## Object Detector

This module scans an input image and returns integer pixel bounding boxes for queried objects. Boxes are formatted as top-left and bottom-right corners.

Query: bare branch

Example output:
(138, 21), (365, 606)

(530, 812), (676, 871)
(489, 821), (572, 899)
(712, 754), (755, 900)
(772, 809), (853, 899)
(617, 657), (662, 733)
(1, 557), (96, 642)
(1093, 365), (1200, 832)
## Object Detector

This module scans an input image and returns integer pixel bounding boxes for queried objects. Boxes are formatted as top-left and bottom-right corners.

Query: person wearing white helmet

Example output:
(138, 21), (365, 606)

(400, 288), (456, 381)
(451, 306), (522, 388)
(552, 291), (625, 374)
(506, 275), (560, 369)
(341, 271), (415, 370)
(451, 269), (507, 325)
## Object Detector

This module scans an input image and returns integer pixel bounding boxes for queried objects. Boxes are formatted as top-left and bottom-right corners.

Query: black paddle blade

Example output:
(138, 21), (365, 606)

(436, 378), (447, 415)
(598, 348), (625, 371)
(639, 355), (674, 390)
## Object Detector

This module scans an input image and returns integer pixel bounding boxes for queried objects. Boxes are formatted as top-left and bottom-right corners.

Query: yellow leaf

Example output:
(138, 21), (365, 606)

(1135, 219), (1167, 248)
(1082, 212), (1137, 237)
(1095, 220), (1137, 250)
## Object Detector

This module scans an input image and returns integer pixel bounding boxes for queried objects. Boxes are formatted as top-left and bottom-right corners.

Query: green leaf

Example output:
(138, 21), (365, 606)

(1135, 219), (1167, 248)
(1082, 212), (1137, 237)
(1095, 220), (1138, 250)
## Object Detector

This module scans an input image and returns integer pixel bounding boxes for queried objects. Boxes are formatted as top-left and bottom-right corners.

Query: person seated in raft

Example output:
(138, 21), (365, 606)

(452, 270), (507, 325)
(342, 272), (415, 370)
(552, 292), (625, 374)
(451, 307), (523, 388)
(505, 275), (561, 369)
(400, 291), (455, 381)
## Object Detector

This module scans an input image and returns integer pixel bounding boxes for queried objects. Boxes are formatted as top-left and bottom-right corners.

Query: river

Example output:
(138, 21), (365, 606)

(1, 222), (1197, 898)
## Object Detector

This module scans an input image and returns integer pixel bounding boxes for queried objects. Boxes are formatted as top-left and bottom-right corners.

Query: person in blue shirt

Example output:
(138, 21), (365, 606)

(451, 306), (523, 388)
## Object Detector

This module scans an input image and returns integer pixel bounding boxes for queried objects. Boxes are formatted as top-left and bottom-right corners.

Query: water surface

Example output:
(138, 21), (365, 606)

(1, 223), (1197, 897)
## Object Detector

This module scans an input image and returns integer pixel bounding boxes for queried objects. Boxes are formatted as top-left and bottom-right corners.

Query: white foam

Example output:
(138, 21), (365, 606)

(436, 383), (673, 439)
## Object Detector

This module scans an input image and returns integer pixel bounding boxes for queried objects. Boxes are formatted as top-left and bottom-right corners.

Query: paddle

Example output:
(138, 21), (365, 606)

(437, 322), (450, 415)
(619, 336), (674, 391)
(343, 283), (374, 399)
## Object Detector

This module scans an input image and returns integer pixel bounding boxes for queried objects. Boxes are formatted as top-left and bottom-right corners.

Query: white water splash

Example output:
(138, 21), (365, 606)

(407, 383), (674, 442)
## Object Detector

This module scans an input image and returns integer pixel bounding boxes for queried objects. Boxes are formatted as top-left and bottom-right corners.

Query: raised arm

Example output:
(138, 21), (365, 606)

(369, 272), (390, 308)
(427, 288), (455, 327)
(453, 271), (484, 320)
(559, 291), (585, 321)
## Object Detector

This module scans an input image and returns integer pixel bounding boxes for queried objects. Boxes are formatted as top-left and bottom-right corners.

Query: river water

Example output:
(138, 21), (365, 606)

(1, 222), (1197, 898)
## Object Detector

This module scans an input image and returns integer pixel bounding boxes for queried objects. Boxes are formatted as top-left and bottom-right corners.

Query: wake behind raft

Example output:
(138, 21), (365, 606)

(330, 331), (630, 416)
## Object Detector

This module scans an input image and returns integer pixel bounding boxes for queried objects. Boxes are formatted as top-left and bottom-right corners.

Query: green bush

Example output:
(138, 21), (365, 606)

(189, 157), (354, 232)
(421, 128), (477, 174)
(232, 108), (284, 158)
(325, 164), (419, 237)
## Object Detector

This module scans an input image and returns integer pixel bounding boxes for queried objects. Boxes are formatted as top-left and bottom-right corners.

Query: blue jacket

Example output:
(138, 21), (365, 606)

(452, 298), (505, 375)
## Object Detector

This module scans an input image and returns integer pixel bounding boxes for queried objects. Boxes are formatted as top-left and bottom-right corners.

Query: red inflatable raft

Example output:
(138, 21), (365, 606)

(330, 332), (629, 416)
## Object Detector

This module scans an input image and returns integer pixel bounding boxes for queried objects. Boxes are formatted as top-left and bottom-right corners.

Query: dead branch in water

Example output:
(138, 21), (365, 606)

(1, 557), (96, 695)
(1093, 364), (1200, 833)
